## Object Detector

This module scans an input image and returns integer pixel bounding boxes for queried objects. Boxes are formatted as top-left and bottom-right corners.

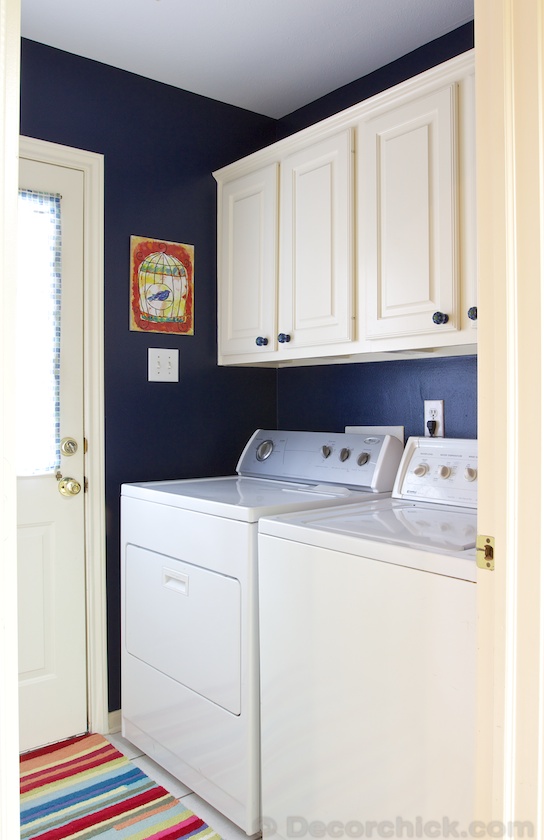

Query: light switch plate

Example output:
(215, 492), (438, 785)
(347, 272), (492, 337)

(148, 348), (179, 382)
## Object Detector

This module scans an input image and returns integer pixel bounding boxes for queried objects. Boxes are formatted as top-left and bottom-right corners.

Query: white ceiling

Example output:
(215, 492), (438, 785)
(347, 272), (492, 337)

(20, 0), (474, 119)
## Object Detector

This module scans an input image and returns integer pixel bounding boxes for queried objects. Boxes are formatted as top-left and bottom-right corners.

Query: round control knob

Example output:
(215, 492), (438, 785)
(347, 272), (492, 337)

(339, 447), (350, 462)
(278, 333), (291, 343)
(413, 464), (428, 477)
(432, 311), (449, 325)
(438, 465), (451, 479)
(357, 452), (370, 466)
(256, 440), (274, 461)
(464, 466), (477, 482)
(467, 306), (478, 321)
(255, 336), (268, 346)
(322, 445), (332, 459)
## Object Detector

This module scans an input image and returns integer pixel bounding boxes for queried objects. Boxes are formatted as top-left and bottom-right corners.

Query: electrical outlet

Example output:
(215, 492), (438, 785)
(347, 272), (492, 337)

(424, 400), (444, 437)
(148, 348), (179, 382)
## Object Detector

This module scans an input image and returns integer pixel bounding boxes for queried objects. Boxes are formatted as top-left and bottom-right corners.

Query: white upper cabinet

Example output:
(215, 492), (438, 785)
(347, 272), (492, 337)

(360, 85), (457, 339)
(358, 66), (477, 351)
(218, 164), (278, 358)
(216, 130), (354, 364)
(278, 131), (354, 352)
(214, 50), (476, 367)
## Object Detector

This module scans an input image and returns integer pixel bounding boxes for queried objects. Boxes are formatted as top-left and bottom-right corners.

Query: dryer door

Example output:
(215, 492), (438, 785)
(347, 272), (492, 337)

(124, 545), (241, 714)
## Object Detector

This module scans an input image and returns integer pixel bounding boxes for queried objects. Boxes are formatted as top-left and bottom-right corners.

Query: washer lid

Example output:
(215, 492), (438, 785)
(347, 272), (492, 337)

(301, 500), (478, 552)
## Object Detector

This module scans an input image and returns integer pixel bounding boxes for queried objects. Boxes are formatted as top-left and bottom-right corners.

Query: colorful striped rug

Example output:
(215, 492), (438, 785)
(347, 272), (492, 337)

(20, 733), (223, 840)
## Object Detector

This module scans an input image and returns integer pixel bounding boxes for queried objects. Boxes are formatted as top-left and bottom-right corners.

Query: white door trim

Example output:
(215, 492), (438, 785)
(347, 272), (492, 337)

(19, 136), (108, 737)
(0, 0), (22, 835)
(475, 0), (544, 833)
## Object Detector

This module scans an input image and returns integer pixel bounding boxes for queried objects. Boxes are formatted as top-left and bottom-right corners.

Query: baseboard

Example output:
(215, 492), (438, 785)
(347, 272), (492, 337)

(108, 709), (122, 734)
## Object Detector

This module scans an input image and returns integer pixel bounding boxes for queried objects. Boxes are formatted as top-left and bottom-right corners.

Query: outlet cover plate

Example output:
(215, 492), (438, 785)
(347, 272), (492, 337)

(424, 400), (444, 437)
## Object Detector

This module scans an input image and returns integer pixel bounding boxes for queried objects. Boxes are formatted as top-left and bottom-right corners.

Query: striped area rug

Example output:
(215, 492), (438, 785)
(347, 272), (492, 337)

(20, 733), (222, 840)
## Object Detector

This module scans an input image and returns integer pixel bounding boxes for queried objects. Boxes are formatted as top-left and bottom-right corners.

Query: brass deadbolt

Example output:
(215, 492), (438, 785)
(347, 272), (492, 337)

(60, 437), (78, 456)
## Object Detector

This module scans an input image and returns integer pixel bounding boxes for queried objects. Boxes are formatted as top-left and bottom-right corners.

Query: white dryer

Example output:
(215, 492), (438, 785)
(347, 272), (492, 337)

(121, 429), (403, 836)
(258, 436), (478, 839)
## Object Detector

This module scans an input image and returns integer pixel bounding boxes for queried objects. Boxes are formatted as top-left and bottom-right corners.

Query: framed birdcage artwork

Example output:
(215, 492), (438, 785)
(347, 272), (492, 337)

(130, 235), (194, 334)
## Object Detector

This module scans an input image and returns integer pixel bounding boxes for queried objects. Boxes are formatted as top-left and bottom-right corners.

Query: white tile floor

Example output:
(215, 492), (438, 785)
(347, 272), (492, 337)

(108, 732), (254, 840)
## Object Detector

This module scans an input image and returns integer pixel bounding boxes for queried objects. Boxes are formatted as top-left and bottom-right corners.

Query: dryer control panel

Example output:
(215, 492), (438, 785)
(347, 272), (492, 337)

(237, 429), (403, 493)
(393, 437), (478, 509)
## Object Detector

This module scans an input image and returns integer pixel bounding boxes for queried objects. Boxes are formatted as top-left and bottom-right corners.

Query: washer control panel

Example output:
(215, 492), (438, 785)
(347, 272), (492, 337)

(237, 429), (404, 493)
(393, 436), (478, 508)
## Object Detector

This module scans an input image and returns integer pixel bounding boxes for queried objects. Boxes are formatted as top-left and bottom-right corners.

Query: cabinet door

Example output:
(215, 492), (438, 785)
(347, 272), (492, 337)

(218, 164), (278, 357)
(278, 130), (354, 350)
(360, 85), (459, 341)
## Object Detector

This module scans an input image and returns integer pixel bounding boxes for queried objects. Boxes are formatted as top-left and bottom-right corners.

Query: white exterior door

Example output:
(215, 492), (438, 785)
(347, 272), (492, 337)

(17, 155), (87, 751)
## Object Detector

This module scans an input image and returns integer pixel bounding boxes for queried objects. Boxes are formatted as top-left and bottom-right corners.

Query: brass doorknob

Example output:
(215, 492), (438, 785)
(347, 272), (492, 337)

(58, 477), (82, 497)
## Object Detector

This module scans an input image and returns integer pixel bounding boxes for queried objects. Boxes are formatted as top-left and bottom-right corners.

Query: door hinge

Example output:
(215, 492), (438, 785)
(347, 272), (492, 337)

(476, 534), (495, 571)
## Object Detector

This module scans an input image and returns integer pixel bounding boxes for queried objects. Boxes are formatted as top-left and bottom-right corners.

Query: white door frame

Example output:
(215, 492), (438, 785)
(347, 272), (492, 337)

(1, 63), (107, 832)
(18, 135), (108, 742)
(475, 0), (544, 833)
(1, 11), (108, 824)
(1, 0), (22, 835)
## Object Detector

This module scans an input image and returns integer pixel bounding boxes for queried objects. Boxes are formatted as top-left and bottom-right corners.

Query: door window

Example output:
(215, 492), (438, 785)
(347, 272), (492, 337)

(16, 189), (62, 475)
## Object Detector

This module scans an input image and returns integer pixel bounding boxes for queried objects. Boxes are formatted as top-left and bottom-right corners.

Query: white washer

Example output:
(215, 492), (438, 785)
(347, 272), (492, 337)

(121, 429), (403, 836)
(258, 436), (477, 838)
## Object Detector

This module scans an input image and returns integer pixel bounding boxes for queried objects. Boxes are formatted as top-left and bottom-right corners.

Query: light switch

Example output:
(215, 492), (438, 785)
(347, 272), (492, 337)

(148, 348), (179, 382)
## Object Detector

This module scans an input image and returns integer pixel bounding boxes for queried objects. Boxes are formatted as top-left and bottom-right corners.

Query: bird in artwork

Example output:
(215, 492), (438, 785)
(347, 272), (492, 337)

(147, 289), (171, 302)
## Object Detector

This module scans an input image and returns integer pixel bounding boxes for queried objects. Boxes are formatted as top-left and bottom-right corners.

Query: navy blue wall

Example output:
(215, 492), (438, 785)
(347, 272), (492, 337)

(277, 22), (474, 135)
(20, 21), (476, 713)
(277, 357), (477, 439)
(20, 40), (279, 711)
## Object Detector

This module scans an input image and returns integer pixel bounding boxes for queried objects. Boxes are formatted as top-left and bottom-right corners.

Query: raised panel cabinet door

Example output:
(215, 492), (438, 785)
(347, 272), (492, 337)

(278, 129), (354, 350)
(360, 84), (459, 341)
(218, 164), (278, 357)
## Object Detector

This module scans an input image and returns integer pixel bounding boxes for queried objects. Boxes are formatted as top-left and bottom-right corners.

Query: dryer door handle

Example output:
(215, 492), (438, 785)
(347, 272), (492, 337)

(163, 567), (189, 596)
